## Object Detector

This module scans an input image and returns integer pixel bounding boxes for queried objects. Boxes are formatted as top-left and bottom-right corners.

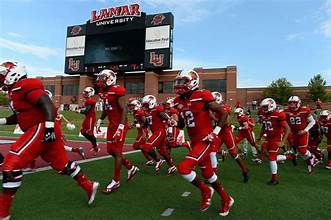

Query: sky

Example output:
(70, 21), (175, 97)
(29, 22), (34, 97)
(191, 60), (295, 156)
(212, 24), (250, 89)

(0, 0), (330, 87)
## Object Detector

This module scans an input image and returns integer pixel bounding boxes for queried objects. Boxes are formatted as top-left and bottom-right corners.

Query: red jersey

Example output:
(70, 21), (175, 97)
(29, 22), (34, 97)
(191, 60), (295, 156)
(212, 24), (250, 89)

(83, 98), (96, 118)
(145, 105), (166, 132)
(213, 104), (232, 128)
(8, 78), (47, 131)
(319, 117), (331, 144)
(174, 89), (214, 143)
(99, 85), (128, 128)
(284, 106), (311, 133)
(260, 110), (288, 139)
(237, 115), (253, 131)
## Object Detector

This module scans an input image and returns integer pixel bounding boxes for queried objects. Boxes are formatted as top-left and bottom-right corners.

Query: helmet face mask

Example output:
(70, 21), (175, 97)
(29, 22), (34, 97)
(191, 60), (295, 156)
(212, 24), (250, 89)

(83, 87), (95, 98)
(234, 108), (244, 116)
(128, 99), (142, 112)
(288, 96), (301, 111)
(142, 95), (156, 110)
(95, 69), (117, 90)
(319, 110), (330, 122)
(164, 97), (174, 109)
(211, 91), (223, 104)
(174, 70), (199, 95)
(260, 98), (276, 113)
(4, 65), (27, 88)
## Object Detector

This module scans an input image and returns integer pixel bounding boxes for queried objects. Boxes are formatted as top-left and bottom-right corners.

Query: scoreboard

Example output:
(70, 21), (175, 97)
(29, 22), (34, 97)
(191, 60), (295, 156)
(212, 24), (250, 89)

(64, 4), (174, 74)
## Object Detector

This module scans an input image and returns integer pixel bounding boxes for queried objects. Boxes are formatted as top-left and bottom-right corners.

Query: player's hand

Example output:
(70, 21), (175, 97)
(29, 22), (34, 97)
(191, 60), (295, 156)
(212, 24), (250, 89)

(42, 122), (56, 144)
(297, 130), (306, 135)
(168, 118), (177, 127)
(276, 141), (284, 148)
(203, 132), (218, 142)
(96, 119), (103, 132)
(112, 124), (125, 143)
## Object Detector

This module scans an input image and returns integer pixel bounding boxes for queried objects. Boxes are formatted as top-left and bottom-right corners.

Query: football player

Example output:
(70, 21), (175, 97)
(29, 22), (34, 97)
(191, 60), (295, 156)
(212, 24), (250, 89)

(234, 107), (260, 161)
(127, 98), (154, 166)
(76, 87), (99, 155)
(258, 98), (296, 185)
(141, 95), (177, 175)
(319, 110), (331, 169)
(163, 97), (190, 154)
(210, 92), (249, 183)
(284, 96), (316, 174)
(95, 69), (139, 193)
(173, 70), (234, 216)
(307, 113), (323, 164)
(0, 62), (99, 219)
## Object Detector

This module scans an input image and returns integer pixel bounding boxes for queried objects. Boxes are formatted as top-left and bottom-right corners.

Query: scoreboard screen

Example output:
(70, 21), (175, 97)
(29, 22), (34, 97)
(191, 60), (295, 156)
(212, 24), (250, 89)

(85, 29), (145, 65)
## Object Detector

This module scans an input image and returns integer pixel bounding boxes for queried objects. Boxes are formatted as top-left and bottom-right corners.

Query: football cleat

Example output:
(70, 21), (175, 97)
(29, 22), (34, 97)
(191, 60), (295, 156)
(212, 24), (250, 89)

(126, 166), (139, 183)
(243, 171), (249, 183)
(103, 180), (120, 194)
(78, 147), (85, 159)
(87, 182), (99, 205)
(267, 180), (279, 185)
(145, 160), (154, 166)
(251, 158), (263, 164)
(166, 166), (177, 176)
(219, 196), (234, 216)
(155, 159), (165, 172)
(200, 187), (214, 212)
(90, 146), (100, 156)
(325, 160), (331, 170)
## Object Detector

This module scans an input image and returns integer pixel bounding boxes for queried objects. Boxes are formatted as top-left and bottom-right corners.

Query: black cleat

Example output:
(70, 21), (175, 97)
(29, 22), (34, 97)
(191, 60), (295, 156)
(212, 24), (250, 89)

(267, 180), (279, 185)
(243, 171), (249, 183)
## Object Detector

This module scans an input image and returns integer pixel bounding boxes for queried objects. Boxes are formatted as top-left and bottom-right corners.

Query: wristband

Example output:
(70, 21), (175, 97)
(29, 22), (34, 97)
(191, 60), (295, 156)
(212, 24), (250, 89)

(45, 121), (55, 128)
(135, 123), (141, 128)
(212, 126), (222, 135)
(118, 123), (125, 130)
(0, 118), (7, 125)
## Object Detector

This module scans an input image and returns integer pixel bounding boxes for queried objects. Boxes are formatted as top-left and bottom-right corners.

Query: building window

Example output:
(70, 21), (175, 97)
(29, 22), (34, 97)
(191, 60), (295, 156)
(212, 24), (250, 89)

(45, 85), (55, 95)
(62, 84), (79, 96)
(125, 82), (144, 94)
(158, 81), (174, 93)
(203, 79), (226, 92)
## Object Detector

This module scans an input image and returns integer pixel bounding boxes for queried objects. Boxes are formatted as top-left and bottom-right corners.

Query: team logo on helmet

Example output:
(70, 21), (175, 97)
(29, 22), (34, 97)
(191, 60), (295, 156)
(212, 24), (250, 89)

(151, 14), (165, 25)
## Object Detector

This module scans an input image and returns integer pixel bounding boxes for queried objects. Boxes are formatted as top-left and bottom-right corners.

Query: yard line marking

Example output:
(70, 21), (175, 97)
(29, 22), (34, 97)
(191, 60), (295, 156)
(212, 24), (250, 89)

(0, 140), (16, 144)
(181, 192), (191, 197)
(0, 150), (140, 180)
(161, 208), (174, 217)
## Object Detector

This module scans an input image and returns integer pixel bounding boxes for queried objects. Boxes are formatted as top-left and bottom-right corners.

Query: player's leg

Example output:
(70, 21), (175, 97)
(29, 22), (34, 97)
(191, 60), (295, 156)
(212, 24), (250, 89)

(158, 144), (176, 175)
(81, 125), (99, 154)
(246, 130), (259, 157)
(64, 145), (85, 159)
(200, 154), (233, 216)
(223, 129), (249, 183)
(296, 133), (315, 174)
(177, 141), (214, 211)
(132, 138), (153, 165)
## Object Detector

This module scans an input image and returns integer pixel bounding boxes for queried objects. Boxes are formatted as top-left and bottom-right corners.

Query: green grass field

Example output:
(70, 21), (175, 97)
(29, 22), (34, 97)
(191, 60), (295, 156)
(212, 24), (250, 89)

(9, 148), (331, 220)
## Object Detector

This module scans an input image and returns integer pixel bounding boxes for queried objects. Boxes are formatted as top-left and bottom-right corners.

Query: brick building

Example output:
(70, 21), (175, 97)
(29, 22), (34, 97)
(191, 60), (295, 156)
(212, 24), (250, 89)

(39, 65), (331, 109)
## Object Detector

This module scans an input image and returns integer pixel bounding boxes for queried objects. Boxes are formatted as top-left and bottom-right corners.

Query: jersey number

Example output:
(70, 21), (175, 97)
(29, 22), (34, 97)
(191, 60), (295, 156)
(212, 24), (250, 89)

(289, 117), (301, 125)
(103, 100), (112, 111)
(263, 121), (273, 131)
(146, 116), (152, 125)
(181, 111), (195, 128)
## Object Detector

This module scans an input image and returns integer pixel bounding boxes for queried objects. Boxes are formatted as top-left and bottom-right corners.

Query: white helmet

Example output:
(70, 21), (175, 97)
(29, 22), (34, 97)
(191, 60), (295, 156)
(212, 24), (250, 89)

(66, 123), (76, 131)
(95, 69), (117, 89)
(83, 87), (95, 98)
(211, 91), (223, 104)
(288, 96), (301, 111)
(234, 107), (244, 116)
(45, 90), (53, 99)
(260, 98), (277, 113)
(174, 69), (199, 95)
(128, 99), (142, 111)
(4, 64), (27, 86)
(320, 110), (330, 122)
(164, 97), (174, 109)
(142, 95), (157, 109)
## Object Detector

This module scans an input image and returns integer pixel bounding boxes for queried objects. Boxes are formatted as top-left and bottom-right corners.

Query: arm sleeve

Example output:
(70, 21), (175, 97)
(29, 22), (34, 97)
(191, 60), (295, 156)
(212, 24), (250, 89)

(115, 85), (126, 97)
(279, 112), (288, 127)
(23, 81), (46, 104)
(203, 90), (215, 103)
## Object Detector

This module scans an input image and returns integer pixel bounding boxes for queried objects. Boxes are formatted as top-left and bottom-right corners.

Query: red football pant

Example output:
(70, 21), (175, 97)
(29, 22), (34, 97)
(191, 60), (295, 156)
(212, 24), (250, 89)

(218, 127), (238, 156)
(235, 130), (257, 147)
(80, 116), (96, 136)
(290, 133), (309, 155)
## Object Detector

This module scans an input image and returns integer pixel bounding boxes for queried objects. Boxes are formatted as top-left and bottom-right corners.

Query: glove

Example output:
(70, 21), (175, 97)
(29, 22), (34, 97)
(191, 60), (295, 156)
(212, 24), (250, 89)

(96, 119), (103, 132)
(203, 126), (221, 142)
(42, 122), (56, 144)
(112, 124), (125, 143)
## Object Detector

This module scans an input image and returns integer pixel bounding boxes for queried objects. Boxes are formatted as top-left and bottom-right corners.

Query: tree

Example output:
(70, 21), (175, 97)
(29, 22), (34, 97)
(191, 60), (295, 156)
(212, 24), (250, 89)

(308, 74), (327, 102)
(262, 77), (293, 105)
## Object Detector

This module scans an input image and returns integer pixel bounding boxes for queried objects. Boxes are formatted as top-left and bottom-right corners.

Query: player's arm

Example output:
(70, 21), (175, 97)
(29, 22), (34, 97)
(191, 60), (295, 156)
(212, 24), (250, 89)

(278, 122), (291, 147)
(239, 121), (249, 130)
(207, 102), (231, 128)
(0, 114), (18, 125)
(111, 96), (127, 142)
(36, 94), (57, 143)
(78, 104), (93, 115)
(96, 107), (107, 130)
(298, 114), (315, 135)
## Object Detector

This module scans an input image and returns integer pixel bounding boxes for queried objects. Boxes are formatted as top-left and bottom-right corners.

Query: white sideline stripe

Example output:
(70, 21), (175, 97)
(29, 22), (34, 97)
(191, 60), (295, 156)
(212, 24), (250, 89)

(161, 208), (174, 217)
(0, 150), (140, 180)
(181, 192), (191, 197)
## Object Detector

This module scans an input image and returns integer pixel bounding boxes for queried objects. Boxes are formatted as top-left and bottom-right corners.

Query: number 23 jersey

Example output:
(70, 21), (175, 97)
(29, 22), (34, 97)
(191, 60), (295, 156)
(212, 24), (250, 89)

(174, 89), (214, 143)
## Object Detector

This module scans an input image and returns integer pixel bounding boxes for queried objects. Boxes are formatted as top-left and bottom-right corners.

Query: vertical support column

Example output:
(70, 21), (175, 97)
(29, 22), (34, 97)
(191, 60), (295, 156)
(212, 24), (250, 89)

(144, 71), (159, 98)
(54, 75), (63, 108)
(225, 66), (237, 107)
